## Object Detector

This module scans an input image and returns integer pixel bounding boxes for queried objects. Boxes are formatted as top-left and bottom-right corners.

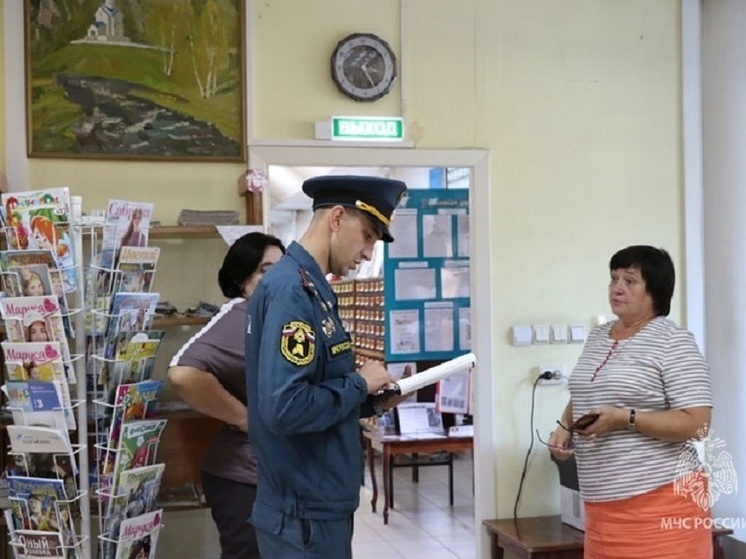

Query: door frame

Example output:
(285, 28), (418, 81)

(249, 143), (496, 555)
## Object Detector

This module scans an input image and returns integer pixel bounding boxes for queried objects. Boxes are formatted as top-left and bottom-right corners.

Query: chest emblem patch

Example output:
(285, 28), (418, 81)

(280, 321), (316, 366)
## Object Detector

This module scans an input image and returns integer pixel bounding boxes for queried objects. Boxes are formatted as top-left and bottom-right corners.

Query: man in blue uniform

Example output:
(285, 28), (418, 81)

(245, 175), (408, 558)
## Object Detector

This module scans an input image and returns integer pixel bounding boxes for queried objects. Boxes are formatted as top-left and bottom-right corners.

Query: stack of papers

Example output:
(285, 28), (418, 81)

(177, 209), (240, 226)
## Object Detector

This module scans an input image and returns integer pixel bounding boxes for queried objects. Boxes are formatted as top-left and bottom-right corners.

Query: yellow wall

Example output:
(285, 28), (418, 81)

(0, 0), (5, 180)
(2, 0), (684, 521)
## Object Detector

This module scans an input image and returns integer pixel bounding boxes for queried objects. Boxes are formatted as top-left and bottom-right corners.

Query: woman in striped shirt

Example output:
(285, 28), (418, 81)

(548, 245), (713, 558)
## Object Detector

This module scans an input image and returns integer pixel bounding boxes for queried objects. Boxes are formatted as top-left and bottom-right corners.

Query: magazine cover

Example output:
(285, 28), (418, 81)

(83, 265), (114, 334)
(2, 341), (67, 383)
(100, 200), (154, 270)
(0, 296), (73, 381)
(0, 188), (76, 293)
(103, 464), (164, 559)
(112, 246), (160, 294)
(104, 331), (164, 391)
(113, 509), (162, 559)
(13, 530), (66, 558)
(7, 264), (74, 338)
(3, 380), (74, 431)
(6, 425), (78, 507)
(2, 263), (53, 298)
(85, 334), (107, 407)
(7, 425), (72, 455)
(103, 419), (166, 498)
(7, 476), (72, 533)
(104, 293), (160, 358)
(107, 380), (164, 449)
(1, 249), (75, 337)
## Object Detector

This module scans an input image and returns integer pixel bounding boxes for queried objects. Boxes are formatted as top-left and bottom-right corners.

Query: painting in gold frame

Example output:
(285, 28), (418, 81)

(25, 0), (246, 162)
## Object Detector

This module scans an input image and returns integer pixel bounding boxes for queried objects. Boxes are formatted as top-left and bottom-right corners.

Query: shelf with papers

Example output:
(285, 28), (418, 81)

(151, 315), (211, 329)
(149, 225), (220, 239)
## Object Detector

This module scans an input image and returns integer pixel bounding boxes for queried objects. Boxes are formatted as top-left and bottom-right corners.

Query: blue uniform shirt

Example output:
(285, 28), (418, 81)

(246, 242), (376, 529)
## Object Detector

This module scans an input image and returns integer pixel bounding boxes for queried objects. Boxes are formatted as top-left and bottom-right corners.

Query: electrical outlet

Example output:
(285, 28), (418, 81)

(536, 364), (567, 386)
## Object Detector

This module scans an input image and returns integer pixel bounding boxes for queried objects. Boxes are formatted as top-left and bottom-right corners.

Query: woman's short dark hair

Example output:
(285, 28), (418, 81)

(218, 232), (285, 298)
(609, 245), (675, 316)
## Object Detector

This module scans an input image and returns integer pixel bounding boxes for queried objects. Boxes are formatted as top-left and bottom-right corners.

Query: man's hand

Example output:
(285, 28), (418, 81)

(376, 364), (415, 410)
(359, 359), (396, 394)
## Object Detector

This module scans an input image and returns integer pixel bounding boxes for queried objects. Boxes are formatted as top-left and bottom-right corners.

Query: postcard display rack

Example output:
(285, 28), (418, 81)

(0, 192), (167, 559)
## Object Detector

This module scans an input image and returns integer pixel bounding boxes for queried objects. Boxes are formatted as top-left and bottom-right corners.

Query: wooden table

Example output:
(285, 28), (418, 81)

(361, 429), (473, 524)
(483, 515), (732, 559)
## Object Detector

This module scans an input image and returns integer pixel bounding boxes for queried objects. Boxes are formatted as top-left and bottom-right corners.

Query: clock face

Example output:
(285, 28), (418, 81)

(331, 33), (397, 102)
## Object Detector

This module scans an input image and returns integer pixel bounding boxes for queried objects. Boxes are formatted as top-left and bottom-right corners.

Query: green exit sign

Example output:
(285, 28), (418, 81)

(331, 116), (404, 141)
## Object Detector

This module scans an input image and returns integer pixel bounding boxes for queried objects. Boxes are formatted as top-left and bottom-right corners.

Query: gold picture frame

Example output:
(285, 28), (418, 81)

(24, 0), (246, 162)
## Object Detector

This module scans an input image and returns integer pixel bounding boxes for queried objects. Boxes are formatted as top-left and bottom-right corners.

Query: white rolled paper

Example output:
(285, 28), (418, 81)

(395, 352), (477, 395)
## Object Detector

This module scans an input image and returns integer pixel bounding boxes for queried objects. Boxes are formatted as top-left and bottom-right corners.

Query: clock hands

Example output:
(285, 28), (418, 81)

(361, 62), (376, 87)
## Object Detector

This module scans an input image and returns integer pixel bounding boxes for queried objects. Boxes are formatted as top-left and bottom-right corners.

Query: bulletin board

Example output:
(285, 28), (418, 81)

(383, 189), (471, 362)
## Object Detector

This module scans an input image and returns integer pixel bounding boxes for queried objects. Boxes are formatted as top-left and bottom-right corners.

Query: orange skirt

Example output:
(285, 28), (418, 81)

(584, 481), (712, 559)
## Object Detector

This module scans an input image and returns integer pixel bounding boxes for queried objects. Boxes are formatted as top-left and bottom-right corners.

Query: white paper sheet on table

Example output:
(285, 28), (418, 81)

(217, 225), (264, 246)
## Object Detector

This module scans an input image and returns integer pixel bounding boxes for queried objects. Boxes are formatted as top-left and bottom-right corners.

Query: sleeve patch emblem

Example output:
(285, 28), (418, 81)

(280, 321), (316, 366)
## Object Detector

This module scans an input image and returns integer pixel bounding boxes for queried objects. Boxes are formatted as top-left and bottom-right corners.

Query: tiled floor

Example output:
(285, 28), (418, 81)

(352, 450), (476, 559)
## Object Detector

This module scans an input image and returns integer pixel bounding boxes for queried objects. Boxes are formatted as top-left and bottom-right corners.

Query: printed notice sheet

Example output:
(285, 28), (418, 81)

(436, 371), (471, 415)
(397, 402), (445, 436)
(424, 302), (455, 352)
(389, 309), (420, 354)
(217, 225), (263, 246)
(387, 210), (418, 259)
(458, 307), (472, 350)
(394, 265), (436, 300)
(441, 262), (470, 299)
(457, 214), (470, 257)
(422, 213), (453, 258)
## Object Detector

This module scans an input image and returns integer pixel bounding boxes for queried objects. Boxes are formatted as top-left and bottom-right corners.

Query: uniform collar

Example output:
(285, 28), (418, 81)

(287, 242), (337, 306)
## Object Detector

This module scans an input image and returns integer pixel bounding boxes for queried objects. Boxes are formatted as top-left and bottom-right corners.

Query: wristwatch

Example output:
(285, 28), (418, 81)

(373, 402), (386, 417)
(627, 409), (636, 431)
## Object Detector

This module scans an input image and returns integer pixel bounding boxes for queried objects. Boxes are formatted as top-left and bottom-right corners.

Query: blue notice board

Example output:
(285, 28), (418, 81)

(384, 189), (471, 362)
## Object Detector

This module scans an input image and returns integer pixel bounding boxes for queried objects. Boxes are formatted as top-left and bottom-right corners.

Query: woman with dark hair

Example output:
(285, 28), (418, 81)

(120, 208), (145, 247)
(547, 245), (713, 558)
(168, 232), (285, 559)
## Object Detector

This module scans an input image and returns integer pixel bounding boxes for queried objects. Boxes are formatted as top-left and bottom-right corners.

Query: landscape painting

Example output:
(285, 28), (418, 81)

(25, 0), (246, 161)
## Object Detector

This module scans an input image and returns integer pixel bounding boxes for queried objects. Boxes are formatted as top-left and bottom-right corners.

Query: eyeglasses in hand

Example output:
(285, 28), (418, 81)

(535, 429), (575, 451)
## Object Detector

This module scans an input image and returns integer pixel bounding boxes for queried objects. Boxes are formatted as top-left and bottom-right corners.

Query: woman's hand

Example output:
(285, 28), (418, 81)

(547, 428), (574, 461)
(574, 406), (627, 438)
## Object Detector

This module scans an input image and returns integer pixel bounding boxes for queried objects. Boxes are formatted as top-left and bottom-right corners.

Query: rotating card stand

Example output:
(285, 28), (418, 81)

(82, 232), (165, 559)
(90, 371), (163, 491)
(0, 212), (93, 558)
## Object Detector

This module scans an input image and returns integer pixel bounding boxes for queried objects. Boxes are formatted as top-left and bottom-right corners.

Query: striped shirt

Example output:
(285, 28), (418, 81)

(568, 317), (712, 502)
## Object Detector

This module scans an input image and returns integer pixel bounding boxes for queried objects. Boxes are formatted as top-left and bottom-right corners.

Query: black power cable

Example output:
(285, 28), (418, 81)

(513, 371), (553, 519)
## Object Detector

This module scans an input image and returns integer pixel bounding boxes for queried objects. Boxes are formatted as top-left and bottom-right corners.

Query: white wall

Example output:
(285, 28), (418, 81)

(702, 0), (746, 540)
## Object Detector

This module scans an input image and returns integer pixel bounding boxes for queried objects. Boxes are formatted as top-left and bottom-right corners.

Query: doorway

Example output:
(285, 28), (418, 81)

(249, 144), (495, 556)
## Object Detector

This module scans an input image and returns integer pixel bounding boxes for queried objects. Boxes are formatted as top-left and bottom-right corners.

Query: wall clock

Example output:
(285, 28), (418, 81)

(331, 33), (397, 102)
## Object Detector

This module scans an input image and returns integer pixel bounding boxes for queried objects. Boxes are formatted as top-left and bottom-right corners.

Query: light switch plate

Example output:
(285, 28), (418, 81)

(551, 324), (568, 344)
(512, 325), (532, 346)
(533, 324), (550, 344)
(569, 324), (587, 343)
